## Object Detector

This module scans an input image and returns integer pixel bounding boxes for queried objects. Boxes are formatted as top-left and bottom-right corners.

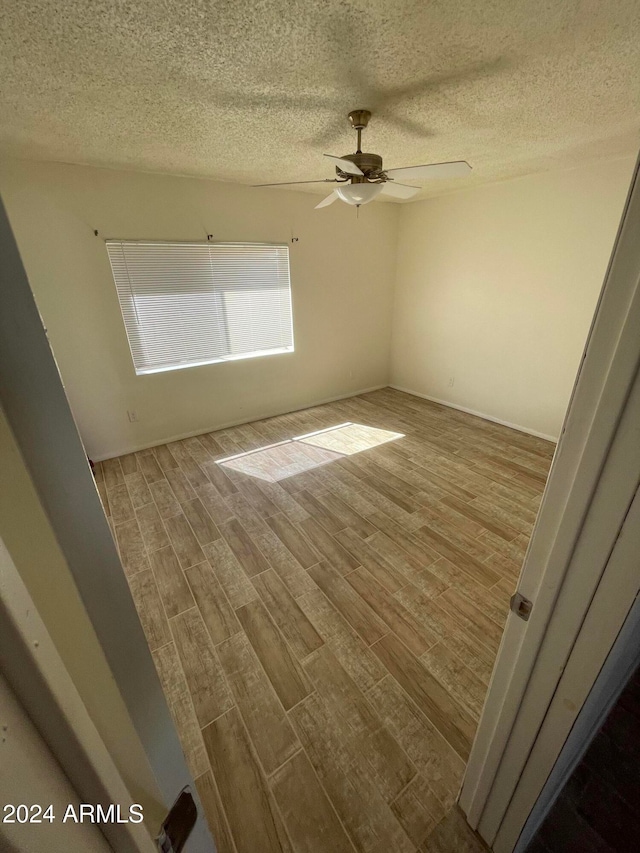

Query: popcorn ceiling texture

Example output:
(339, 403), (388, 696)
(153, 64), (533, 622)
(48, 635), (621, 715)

(1, 0), (639, 200)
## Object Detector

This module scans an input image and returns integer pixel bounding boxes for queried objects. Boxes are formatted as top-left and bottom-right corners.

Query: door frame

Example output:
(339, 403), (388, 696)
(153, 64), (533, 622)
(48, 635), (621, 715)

(514, 528), (640, 852)
(0, 535), (155, 853)
(460, 151), (640, 848)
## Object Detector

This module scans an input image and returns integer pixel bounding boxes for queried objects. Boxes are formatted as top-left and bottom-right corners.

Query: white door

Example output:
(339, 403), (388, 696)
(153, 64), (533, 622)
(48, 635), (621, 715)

(460, 151), (640, 849)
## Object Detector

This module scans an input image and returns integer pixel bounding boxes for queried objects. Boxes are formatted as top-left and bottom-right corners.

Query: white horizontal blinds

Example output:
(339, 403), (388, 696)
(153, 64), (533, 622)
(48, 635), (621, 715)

(211, 244), (292, 358)
(107, 242), (227, 373)
(106, 241), (293, 375)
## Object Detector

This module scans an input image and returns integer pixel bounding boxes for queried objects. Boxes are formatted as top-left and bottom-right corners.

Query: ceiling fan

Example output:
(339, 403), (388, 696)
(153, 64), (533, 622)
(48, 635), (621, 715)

(254, 109), (471, 209)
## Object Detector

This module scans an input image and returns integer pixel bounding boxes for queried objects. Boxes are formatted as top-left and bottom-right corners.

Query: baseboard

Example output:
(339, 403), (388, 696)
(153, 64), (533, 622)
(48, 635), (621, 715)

(93, 384), (388, 461)
(388, 384), (558, 443)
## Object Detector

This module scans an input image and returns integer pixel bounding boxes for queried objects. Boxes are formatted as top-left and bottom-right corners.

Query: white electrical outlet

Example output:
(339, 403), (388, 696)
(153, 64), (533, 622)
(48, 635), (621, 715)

(127, 410), (138, 423)
(448, 377), (455, 388)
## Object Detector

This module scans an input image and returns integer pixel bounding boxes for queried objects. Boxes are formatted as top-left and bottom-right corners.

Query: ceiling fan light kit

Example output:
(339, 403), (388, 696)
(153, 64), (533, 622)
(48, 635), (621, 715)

(254, 108), (472, 210)
(336, 182), (385, 205)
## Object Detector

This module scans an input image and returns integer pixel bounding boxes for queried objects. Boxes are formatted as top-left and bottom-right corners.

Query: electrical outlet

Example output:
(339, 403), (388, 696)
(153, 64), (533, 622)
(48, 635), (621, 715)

(127, 410), (138, 423)
(448, 377), (455, 388)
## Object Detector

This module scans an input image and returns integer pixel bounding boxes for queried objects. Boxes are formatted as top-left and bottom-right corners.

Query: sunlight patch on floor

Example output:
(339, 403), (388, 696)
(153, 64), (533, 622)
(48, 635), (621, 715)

(218, 422), (404, 482)
(299, 422), (405, 455)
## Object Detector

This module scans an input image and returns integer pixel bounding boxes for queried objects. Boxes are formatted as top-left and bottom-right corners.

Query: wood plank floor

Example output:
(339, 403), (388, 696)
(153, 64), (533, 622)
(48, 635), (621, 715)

(98, 388), (553, 853)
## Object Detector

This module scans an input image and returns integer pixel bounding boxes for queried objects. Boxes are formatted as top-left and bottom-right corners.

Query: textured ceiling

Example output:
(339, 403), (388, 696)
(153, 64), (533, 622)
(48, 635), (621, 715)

(1, 0), (639, 200)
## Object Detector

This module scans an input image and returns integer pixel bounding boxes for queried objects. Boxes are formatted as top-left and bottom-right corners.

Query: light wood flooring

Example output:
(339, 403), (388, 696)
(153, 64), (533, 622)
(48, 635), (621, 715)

(96, 388), (553, 853)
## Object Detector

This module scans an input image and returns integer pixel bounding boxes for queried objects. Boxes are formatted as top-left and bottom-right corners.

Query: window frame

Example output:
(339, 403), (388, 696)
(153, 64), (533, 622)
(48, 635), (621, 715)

(106, 239), (295, 376)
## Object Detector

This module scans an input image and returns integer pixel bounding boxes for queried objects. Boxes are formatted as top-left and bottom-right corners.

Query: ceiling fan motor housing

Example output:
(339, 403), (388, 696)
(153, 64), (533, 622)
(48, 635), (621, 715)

(335, 152), (383, 181)
(348, 109), (371, 130)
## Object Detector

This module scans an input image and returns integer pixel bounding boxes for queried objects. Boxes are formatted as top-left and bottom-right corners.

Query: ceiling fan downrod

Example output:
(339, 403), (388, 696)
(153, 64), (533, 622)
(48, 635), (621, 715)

(348, 109), (371, 154)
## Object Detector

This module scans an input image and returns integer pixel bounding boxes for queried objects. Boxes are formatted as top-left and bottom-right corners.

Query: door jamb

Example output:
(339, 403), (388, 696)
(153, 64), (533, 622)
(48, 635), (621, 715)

(513, 530), (640, 851)
(0, 535), (156, 853)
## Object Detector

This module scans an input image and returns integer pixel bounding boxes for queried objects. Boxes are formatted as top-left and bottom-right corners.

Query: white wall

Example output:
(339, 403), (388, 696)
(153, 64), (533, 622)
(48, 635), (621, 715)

(1, 155), (635, 454)
(390, 156), (636, 440)
(0, 161), (399, 459)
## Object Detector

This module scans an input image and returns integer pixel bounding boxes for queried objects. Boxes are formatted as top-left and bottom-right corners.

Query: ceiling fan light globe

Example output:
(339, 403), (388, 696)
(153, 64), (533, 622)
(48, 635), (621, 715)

(335, 183), (384, 206)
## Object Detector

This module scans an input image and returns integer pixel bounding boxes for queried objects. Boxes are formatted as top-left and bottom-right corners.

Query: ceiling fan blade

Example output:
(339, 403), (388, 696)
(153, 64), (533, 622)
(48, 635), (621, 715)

(380, 182), (420, 200)
(315, 191), (339, 209)
(323, 155), (364, 176)
(385, 161), (472, 181)
(253, 179), (338, 187)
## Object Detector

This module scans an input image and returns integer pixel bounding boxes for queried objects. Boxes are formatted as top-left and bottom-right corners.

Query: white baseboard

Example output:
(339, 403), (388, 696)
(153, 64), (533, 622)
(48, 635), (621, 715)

(388, 384), (558, 443)
(93, 384), (388, 461)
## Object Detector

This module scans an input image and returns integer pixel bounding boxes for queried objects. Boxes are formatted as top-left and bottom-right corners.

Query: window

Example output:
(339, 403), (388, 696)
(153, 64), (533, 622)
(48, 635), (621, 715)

(106, 241), (294, 375)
